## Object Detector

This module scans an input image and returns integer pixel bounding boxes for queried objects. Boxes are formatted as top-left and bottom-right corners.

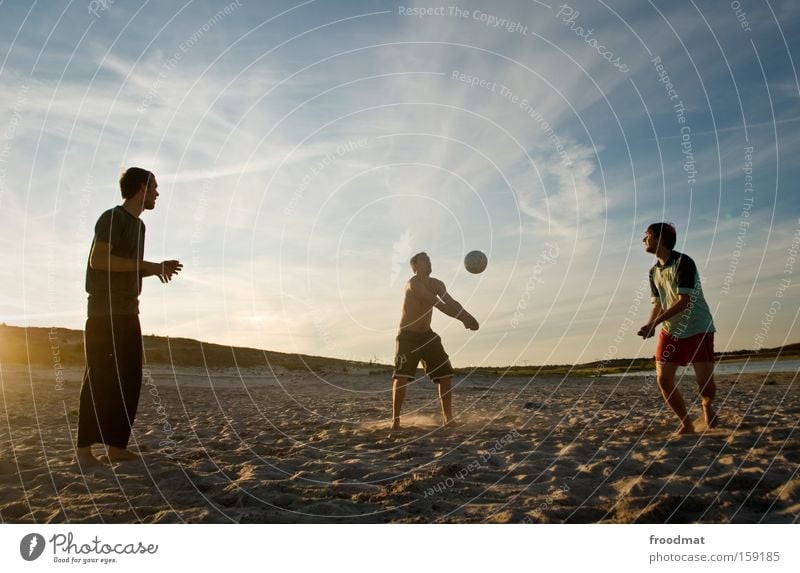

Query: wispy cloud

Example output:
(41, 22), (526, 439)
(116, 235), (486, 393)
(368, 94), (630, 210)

(1, 0), (798, 364)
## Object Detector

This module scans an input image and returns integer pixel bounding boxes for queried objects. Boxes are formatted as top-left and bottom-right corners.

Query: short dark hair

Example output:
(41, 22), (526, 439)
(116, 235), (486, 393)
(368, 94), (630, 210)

(119, 167), (153, 199)
(409, 252), (428, 271)
(647, 222), (677, 250)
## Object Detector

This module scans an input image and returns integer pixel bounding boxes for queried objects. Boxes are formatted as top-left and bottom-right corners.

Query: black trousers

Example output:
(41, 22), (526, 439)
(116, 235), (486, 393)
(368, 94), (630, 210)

(77, 314), (142, 449)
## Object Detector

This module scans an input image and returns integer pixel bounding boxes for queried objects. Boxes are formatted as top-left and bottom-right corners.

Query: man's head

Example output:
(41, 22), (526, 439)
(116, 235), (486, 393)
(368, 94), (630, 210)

(410, 252), (432, 275)
(643, 222), (676, 254)
(119, 167), (158, 210)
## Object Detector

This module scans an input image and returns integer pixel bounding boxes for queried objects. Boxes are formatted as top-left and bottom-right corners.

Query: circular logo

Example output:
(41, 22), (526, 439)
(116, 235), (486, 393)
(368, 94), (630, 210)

(20, 533), (46, 561)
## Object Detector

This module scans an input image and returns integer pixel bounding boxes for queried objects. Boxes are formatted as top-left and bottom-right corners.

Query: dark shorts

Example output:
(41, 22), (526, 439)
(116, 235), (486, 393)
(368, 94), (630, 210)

(657, 330), (714, 365)
(393, 329), (454, 382)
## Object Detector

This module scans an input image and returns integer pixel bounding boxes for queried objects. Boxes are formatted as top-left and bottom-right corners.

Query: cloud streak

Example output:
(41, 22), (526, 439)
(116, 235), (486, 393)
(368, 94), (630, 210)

(0, 0), (798, 365)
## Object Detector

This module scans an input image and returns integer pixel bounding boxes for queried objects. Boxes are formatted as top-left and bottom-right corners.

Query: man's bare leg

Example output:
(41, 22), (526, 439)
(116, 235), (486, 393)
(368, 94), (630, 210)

(693, 361), (718, 428)
(437, 376), (453, 426)
(656, 362), (694, 434)
(392, 377), (408, 430)
(107, 446), (141, 463)
(76, 446), (105, 467)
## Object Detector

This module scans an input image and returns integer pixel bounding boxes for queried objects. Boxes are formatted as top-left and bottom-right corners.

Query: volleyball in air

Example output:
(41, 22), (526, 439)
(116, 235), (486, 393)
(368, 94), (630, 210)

(464, 250), (488, 274)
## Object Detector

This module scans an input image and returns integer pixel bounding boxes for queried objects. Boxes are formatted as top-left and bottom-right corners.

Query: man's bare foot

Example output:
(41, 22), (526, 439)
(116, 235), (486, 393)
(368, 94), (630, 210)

(676, 420), (695, 435)
(391, 419), (400, 431)
(107, 447), (141, 463)
(387, 430), (408, 441)
(442, 419), (462, 429)
(703, 405), (718, 428)
(76, 448), (105, 468)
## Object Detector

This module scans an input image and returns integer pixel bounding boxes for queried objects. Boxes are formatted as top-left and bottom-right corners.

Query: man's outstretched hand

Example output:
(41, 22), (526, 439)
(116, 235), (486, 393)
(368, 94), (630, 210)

(157, 260), (183, 283)
(637, 322), (657, 339)
(462, 314), (480, 331)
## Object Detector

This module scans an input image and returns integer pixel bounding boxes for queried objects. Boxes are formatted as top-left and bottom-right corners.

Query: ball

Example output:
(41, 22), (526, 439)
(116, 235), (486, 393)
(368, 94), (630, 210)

(464, 250), (488, 274)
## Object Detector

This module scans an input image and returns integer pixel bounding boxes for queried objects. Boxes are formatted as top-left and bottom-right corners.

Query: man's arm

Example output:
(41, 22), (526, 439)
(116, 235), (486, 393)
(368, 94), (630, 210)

(407, 278), (479, 330)
(638, 296), (692, 338)
(435, 284), (479, 331)
(90, 241), (182, 282)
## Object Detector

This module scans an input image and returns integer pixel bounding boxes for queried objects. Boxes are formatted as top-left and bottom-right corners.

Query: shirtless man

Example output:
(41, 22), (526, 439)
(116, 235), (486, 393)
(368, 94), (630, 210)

(391, 252), (479, 430)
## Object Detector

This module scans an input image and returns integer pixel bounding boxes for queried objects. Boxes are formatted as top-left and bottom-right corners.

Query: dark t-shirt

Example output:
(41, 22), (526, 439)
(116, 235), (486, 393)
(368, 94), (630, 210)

(85, 206), (145, 316)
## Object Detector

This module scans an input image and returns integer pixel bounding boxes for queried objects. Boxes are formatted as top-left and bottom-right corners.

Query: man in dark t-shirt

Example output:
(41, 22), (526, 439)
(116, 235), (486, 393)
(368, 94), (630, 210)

(76, 168), (182, 467)
(85, 206), (145, 316)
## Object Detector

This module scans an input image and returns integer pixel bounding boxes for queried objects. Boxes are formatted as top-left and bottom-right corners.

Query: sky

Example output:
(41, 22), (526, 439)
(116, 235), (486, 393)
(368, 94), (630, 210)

(0, 0), (798, 366)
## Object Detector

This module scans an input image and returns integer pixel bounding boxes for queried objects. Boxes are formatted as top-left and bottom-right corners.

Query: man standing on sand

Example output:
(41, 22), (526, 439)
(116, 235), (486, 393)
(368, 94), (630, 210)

(391, 252), (479, 430)
(638, 223), (717, 435)
(76, 168), (182, 466)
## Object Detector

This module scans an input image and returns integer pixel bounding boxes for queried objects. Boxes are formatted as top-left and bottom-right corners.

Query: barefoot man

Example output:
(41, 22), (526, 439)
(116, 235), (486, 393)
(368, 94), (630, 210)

(638, 223), (717, 434)
(391, 252), (479, 430)
(76, 168), (182, 466)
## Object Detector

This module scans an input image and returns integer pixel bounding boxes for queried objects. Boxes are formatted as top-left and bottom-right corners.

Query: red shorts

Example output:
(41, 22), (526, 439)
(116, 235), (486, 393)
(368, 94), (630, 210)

(656, 330), (714, 365)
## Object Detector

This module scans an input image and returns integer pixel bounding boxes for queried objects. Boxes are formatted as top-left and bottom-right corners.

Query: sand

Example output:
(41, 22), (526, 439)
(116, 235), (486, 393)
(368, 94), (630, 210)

(0, 363), (797, 523)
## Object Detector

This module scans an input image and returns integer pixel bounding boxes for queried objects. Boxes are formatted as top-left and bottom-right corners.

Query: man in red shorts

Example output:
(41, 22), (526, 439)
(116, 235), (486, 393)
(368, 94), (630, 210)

(391, 252), (479, 430)
(638, 223), (717, 434)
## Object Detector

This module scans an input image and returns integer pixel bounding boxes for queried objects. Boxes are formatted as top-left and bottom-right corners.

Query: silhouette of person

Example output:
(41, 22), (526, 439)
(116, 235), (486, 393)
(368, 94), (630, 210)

(638, 223), (717, 434)
(391, 252), (479, 430)
(76, 168), (182, 466)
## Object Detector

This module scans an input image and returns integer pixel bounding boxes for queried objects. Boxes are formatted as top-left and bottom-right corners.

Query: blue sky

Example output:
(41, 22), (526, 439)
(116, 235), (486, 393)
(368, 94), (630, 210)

(1, 0), (798, 366)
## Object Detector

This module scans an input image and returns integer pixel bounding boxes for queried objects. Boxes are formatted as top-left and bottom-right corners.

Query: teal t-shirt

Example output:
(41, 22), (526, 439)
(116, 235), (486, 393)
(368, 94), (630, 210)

(649, 251), (715, 338)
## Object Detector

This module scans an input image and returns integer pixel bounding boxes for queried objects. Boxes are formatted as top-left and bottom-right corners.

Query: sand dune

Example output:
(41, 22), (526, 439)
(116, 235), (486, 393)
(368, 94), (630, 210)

(0, 364), (797, 523)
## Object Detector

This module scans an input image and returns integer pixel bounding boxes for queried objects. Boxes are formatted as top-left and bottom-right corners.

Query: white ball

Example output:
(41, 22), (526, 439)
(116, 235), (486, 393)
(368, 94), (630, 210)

(464, 250), (488, 274)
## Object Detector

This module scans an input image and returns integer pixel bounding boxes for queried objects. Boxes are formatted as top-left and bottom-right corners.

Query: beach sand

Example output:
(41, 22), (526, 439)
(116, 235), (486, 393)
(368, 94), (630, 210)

(0, 364), (797, 523)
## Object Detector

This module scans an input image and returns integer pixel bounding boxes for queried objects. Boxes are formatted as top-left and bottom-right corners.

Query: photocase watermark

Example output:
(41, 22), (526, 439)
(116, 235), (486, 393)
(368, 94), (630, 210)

(0, 82), (29, 206)
(47, 531), (157, 565)
(452, 70), (573, 168)
(423, 429), (520, 497)
(730, 1), (752, 33)
(782, 222), (800, 278)
(87, 0), (116, 18)
(142, 368), (181, 459)
(652, 56), (680, 103)
(556, 5), (629, 73)
(451, 6), (529, 35)
(520, 481), (571, 523)
(503, 85), (573, 168)
(400, 3), (631, 63)
(676, 104), (697, 186)
(753, 217), (799, 350)
(511, 243), (559, 328)
(389, 230), (414, 287)
(397, 6), (448, 18)
(75, 174), (95, 239)
(284, 137), (370, 216)
(49, 328), (66, 391)
(721, 145), (754, 295)
(398, 6), (529, 35)
(662, 287), (701, 343)
(138, 0), (243, 114)
(594, 277), (651, 377)
(44, 233), (68, 391)
(20, 533), (46, 561)
(651, 56), (696, 185)
(451, 70), (501, 94)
